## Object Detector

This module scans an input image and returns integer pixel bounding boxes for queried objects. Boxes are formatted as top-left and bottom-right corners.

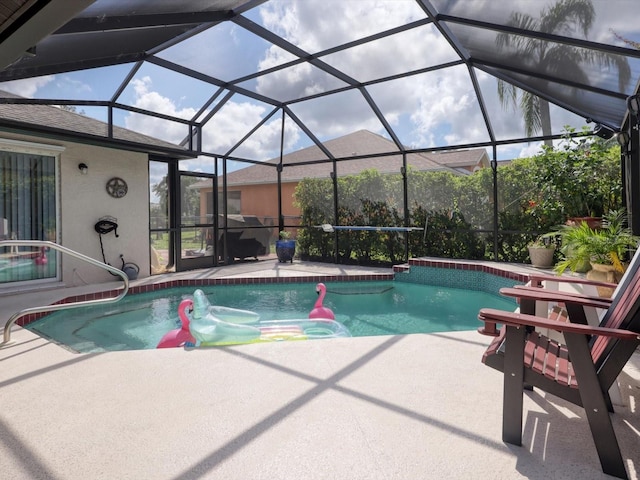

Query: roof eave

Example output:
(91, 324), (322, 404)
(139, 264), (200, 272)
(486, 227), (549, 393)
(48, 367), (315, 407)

(0, 119), (195, 159)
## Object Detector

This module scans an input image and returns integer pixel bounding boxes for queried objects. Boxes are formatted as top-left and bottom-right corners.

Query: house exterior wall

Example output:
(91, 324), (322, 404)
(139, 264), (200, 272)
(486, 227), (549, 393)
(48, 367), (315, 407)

(280, 183), (300, 221)
(1, 133), (150, 286)
(201, 182), (299, 225)
(231, 182), (298, 223)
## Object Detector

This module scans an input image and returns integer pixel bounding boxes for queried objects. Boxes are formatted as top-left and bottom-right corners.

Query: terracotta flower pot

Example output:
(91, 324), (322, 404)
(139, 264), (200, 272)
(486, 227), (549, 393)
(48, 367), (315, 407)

(566, 216), (602, 229)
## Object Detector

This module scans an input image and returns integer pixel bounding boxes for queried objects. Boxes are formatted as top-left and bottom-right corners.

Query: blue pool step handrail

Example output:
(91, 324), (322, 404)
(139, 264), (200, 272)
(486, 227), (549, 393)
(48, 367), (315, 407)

(1, 240), (129, 346)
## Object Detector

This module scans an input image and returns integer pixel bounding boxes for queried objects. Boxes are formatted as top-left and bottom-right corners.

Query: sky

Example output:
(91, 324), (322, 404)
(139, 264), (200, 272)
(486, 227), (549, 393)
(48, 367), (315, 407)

(0, 0), (638, 182)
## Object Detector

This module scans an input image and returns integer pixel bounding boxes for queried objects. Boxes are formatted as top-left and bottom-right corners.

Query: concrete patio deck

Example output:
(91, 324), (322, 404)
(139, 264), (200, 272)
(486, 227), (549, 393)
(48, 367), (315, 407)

(1, 259), (638, 479)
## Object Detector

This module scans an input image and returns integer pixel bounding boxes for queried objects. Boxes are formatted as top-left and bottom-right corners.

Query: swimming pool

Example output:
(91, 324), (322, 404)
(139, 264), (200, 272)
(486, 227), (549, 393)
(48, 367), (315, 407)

(26, 280), (517, 352)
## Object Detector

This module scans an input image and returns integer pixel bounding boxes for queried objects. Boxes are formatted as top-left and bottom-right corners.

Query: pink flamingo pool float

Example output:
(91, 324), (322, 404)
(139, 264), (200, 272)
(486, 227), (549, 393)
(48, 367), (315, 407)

(157, 285), (347, 348)
(34, 247), (48, 265)
(156, 298), (196, 348)
(309, 283), (335, 319)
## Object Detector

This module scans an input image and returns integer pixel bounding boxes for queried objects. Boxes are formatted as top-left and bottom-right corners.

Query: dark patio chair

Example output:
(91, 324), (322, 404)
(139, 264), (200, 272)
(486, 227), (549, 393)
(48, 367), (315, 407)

(478, 255), (640, 479)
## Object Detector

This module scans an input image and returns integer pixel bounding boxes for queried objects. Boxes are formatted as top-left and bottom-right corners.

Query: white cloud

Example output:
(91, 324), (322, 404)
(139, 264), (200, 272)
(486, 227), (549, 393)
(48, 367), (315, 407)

(202, 100), (270, 152)
(124, 76), (299, 163)
(55, 75), (92, 94)
(261, 0), (423, 52)
(255, 0), (437, 141)
(410, 68), (482, 147)
(124, 76), (198, 144)
(518, 142), (545, 158)
(8, 0), (600, 166)
(0, 76), (54, 97)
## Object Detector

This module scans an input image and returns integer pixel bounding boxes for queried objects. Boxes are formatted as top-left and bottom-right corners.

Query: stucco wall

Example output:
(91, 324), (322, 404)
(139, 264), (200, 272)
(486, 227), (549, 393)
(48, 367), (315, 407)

(229, 182), (299, 220)
(60, 142), (150, 285)
(1, 133), (150, 286)
(201, 182), (299, 223)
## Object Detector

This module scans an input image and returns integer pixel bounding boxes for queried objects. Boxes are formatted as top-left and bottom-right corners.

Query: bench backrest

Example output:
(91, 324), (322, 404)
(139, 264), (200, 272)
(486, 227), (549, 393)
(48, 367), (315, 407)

(592, 248), (640, 367)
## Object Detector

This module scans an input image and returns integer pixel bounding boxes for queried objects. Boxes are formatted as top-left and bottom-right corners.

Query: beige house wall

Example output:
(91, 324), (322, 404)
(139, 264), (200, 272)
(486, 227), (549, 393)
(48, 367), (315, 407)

(1, 133), (151, 286)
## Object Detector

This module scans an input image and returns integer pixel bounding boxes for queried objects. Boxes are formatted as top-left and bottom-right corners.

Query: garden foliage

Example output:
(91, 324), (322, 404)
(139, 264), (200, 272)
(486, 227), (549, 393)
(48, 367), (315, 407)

(294, 130), (623, 265)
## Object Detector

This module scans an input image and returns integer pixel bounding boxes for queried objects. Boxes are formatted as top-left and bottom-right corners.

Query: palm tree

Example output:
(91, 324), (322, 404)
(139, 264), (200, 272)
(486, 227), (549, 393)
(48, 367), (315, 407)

(496, 0), (630, 145)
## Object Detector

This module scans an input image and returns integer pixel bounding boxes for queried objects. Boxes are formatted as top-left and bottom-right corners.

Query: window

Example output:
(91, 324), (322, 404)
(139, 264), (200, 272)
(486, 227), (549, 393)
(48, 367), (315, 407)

(0, 141), (60, 284)
(218, 190), (241, 214)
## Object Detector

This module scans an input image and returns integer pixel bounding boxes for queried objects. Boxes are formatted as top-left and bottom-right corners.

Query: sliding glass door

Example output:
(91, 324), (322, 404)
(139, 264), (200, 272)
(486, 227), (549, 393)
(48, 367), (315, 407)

(0, 150), (58, 284)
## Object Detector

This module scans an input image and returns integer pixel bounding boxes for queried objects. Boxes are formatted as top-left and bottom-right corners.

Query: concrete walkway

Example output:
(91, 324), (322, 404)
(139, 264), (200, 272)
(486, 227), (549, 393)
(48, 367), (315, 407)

(0, 260), (638, 479)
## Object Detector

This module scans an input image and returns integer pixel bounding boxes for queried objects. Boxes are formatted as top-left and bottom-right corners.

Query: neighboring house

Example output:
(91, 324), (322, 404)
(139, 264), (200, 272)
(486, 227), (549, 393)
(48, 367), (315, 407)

(0, 90), (189, 287)
(196, 130), (490, 223)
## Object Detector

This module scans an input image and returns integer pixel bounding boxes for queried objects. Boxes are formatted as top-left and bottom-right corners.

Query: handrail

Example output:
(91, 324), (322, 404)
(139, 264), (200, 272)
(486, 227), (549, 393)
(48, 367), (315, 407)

(1, 240), (129, 345)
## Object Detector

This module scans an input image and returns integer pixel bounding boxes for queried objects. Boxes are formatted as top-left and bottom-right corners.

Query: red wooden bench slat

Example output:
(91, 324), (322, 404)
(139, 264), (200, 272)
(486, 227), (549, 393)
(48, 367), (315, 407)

(556, 345), (570, 386)
(549, 306), (568, 322)
(482, 329), (505, 363)
(544, 339), (559, 380)
(567, 352), (579, 388)
(524, 336), (536, 369)
(532, 334), (548, 374)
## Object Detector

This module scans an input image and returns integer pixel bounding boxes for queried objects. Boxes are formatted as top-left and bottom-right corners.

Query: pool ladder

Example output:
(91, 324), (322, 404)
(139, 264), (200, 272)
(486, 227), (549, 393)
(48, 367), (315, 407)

(1, 240), (129, 346)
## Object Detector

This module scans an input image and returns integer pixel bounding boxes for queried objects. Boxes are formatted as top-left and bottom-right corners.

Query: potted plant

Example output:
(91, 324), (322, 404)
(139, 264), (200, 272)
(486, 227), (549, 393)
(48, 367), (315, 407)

(275, 230), (296, 263)
(552, 221), (595, 275)
(554, 210), (638, 296)
(583, 210), (638, 294)
(527, 236), (556, 268)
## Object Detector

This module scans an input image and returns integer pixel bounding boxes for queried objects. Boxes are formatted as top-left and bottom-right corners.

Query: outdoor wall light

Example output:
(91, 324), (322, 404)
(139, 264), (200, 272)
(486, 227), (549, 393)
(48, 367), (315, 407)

(627, 94), (640, 117)
(616, 131), (630, 151)
(78, 163), (88, 175)
(593, 123), (614, 139)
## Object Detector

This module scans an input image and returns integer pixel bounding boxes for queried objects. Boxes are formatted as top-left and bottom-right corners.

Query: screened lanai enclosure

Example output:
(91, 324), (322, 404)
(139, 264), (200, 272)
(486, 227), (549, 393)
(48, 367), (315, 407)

(1, 0), (640, 272)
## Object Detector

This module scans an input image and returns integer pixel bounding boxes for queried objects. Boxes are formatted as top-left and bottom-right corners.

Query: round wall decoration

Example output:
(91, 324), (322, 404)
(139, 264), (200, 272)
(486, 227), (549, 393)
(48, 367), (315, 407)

(106, 177), (128, 198)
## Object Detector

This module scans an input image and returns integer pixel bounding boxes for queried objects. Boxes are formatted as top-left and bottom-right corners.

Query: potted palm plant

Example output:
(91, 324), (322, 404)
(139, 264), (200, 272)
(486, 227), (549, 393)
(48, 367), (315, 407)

(552, 221), (595, 274)
(554, 210), (638, 296)
(583, 210), (638, 294)
(275, 230), (296, 263)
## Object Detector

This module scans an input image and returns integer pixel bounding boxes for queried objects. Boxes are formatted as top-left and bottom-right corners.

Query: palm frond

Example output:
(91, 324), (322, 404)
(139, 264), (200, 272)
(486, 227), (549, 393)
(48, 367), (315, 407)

(540, 0), (595, 36)
(520, 92), (542, 138)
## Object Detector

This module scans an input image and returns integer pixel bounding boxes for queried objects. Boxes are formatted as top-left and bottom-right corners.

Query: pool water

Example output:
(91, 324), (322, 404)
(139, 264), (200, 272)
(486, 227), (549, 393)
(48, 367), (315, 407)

(26, 281), (516, 352)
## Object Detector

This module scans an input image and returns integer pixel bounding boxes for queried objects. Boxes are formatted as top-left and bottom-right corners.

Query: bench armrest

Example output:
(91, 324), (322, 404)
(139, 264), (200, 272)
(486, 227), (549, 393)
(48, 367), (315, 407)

(528, 274), (617, 289)
(500, 287), (611, 309)
(478, 308), (639, 341)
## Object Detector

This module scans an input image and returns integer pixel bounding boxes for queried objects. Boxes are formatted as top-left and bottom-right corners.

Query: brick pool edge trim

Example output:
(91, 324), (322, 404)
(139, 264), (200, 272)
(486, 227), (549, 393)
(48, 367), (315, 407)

(395, 258), (530, 284)
(16, 273), (394, 326)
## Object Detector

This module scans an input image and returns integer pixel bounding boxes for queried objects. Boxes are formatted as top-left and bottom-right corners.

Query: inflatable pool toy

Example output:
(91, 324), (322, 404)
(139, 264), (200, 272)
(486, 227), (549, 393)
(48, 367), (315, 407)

(34, 247), (48, 265)
(208, 304), (260, 324)
(188, 289), (350, 346)
(156, 293), (261, 348)
(156, 298), (196, 348)
(309, 282), (335, 320)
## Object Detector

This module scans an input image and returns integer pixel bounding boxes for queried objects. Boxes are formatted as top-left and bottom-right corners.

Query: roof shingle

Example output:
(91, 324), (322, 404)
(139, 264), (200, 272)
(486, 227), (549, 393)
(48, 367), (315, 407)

(226, 130), (489, 185)
(0, 90), (189, 155)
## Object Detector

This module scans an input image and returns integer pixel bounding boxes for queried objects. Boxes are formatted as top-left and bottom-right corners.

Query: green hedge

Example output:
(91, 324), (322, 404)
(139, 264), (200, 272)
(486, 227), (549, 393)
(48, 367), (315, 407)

(294, 133), (622, 265)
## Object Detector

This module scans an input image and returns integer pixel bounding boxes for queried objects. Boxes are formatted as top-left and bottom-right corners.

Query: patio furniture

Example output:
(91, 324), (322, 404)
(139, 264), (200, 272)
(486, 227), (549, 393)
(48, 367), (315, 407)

(216, 215), (270, 263)
(218, 231), (266, 262)
(478, 259), (640, 479)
